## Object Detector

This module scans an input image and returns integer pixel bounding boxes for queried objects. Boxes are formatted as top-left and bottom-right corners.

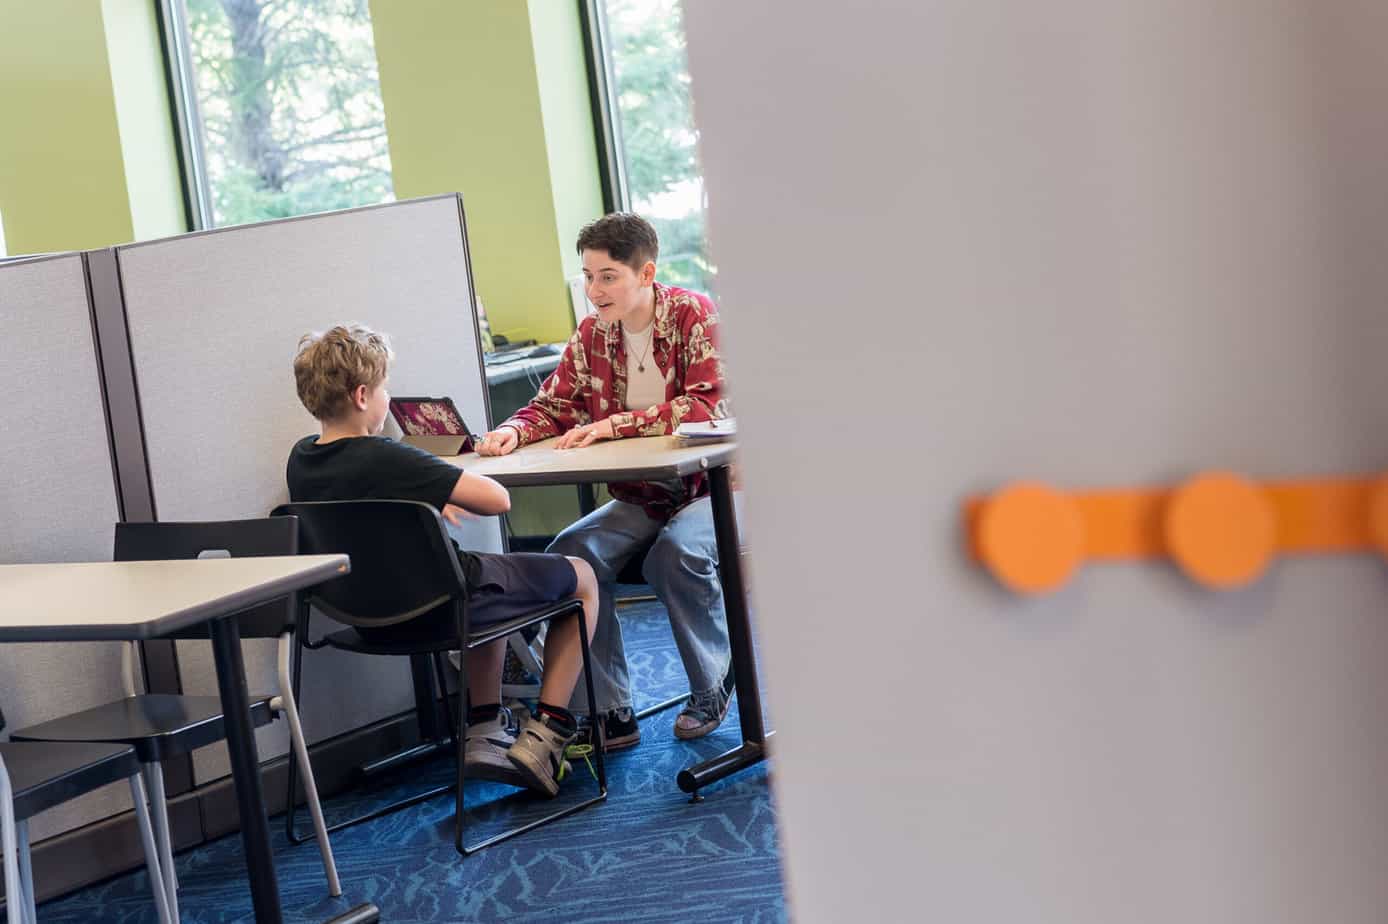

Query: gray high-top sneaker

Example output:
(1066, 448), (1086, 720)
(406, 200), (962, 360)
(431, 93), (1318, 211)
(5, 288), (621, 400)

(463, 707), (525, 787)
(507, 713), (577, 797)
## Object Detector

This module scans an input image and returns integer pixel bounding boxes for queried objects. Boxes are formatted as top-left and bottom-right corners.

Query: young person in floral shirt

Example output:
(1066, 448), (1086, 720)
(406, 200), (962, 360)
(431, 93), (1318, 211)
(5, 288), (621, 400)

(476, 213), (735, 749)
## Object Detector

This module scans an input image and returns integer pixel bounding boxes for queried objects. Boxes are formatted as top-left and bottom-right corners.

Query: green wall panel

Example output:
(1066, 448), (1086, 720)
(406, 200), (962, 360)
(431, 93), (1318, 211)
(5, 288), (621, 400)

(370, 0), (602, 345)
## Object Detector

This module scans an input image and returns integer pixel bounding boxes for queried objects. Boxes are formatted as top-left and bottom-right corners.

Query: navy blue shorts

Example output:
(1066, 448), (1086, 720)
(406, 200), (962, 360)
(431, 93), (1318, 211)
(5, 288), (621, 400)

(468, 552), (578, 625)
(357, 552), (576, 644)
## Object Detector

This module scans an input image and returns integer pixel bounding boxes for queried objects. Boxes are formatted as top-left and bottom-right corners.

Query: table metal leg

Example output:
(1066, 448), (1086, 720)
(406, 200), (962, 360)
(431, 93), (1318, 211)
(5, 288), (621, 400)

(676, 465), (772, 796)
(578, 483), (598, 516)
(209, 615), (283, 923)
(213, 619), (381, 922)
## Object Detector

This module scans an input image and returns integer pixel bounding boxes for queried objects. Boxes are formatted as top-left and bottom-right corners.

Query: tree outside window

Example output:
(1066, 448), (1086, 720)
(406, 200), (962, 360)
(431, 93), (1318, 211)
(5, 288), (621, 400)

(182, 0), (394, 228)
(602, 0), (715, 295)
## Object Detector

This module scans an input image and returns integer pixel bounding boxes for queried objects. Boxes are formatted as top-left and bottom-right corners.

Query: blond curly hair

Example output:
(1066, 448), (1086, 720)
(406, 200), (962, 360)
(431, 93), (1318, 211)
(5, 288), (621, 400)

(293, 323), (393, 421)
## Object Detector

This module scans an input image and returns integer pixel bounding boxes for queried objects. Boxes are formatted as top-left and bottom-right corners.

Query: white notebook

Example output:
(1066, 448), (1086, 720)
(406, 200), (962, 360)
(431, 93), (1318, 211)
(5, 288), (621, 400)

(673, 418), (737, 443)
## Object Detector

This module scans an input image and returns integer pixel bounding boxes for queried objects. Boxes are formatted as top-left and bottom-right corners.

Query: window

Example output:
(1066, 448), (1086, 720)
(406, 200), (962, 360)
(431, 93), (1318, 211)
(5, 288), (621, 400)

(592, 0), (714, 294)
(163, 0), (394, 229)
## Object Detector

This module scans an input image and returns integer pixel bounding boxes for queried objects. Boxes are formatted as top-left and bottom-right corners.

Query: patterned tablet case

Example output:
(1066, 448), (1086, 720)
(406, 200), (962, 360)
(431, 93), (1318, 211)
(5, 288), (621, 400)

(390, 397), (468, 436)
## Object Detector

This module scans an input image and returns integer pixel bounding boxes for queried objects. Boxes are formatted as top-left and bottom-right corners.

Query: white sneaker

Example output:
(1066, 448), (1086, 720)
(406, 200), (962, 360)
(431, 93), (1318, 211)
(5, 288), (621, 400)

(507, 713), (577, 798)
(464, 707), (526, 787)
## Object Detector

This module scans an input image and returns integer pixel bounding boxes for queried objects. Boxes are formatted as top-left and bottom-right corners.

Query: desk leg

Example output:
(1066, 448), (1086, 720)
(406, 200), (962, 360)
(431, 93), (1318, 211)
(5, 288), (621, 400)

(578, 483), (598, 516)
(677, 465), (772, 797)
(210, 616), (283, 924)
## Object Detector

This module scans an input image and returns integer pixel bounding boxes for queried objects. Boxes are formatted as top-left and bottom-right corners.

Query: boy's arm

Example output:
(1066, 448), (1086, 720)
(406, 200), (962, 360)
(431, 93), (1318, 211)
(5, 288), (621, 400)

(449, 470), (511, 516)
(366, 439), (511, 516)
(607, 304), (725, 438)
(497, 329), (592, 445)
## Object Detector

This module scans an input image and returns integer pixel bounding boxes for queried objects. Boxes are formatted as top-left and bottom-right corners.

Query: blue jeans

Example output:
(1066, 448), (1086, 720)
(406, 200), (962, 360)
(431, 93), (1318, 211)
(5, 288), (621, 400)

(546, 495), (736, 715)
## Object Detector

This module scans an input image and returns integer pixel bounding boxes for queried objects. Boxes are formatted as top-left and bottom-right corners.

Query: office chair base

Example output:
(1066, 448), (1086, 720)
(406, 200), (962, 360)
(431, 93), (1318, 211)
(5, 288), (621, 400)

(286, 782), (454, 844)
(358, 739), (453, 779)
(457, 789), (607, 856)
(634, 693), (686, 722)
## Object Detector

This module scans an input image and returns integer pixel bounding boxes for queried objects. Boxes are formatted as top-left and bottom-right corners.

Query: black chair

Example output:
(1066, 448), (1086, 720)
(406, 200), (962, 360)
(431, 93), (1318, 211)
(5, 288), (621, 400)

(1, 704), (171, 924)
(272, 499), (606, 855)
(8, 519), (340, 920)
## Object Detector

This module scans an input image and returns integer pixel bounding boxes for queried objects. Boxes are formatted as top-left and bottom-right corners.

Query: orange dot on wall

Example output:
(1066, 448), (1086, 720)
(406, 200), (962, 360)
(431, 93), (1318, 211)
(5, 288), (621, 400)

(977, 482), (1085, 595)
(1164, 471), (1276, 589)
(1367, 472), (1388, 561)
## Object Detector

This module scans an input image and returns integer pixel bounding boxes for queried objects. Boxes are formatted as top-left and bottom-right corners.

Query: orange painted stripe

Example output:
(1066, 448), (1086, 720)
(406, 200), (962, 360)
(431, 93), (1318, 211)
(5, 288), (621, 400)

(1264, 478), (1375, 551)
(1075, 489), (1166, 559)
(965, 473), (1388, 594)
(964, 491), (1169, 560)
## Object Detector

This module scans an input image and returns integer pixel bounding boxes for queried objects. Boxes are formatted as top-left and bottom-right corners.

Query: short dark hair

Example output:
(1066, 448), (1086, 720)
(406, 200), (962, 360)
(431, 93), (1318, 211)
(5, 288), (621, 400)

(576, 212), (659, 271)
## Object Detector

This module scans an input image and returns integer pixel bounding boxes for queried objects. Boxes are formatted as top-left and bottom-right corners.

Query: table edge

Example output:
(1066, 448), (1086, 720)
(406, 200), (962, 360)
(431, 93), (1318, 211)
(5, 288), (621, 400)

(460, 442), (736, 487)
(0, 555), (350, 642)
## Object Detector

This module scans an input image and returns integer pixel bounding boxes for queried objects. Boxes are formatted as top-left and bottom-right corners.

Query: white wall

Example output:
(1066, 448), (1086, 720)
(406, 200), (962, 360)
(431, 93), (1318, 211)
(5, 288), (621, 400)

(685, 2), (1388, 921)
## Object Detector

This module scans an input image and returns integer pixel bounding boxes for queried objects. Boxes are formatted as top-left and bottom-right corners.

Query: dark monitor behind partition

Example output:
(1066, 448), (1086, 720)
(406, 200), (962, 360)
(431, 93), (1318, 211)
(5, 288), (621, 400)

(112, 194), (495, 783)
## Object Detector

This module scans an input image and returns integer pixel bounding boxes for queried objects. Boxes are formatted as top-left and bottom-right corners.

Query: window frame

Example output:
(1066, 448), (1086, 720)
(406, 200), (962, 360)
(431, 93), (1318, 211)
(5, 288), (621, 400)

(164, 0), (638, 228)
(578, 0), (716, 295)
(157, 0), (215, 231)
(156, 0), (398, 232)
(579, 0), (629, 215)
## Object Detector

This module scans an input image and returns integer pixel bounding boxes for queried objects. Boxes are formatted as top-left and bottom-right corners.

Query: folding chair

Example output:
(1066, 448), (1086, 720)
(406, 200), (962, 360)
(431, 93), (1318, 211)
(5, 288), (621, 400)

(273, 499), (606, 855)
(0, 705), (171, 924)
(9, 518), (340, 921)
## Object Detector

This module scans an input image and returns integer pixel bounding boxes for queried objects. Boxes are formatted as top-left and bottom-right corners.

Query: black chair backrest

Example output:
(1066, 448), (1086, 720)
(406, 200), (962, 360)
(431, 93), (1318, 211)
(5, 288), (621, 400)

(270, 500), (468, 629)
(114, 517), (299, 639)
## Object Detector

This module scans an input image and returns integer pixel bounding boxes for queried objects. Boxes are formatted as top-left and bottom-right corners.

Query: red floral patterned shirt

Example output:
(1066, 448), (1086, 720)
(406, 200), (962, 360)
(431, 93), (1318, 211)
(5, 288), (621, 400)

(499, 281), (727, 520)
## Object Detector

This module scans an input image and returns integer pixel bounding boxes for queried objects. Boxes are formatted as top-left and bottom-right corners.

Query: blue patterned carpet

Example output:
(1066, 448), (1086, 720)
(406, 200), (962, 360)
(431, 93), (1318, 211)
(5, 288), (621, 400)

(39, 597), (785, 923)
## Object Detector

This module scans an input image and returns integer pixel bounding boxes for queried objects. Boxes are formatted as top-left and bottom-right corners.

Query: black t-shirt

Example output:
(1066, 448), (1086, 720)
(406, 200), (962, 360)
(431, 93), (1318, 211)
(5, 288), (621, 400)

(285, 434), (482, 587)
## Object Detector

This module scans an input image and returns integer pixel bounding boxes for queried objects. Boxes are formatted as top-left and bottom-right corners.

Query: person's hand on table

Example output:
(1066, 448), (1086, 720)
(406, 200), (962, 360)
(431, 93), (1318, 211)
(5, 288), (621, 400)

(475, 427), (519, 456)
(555, 418), (616, 450)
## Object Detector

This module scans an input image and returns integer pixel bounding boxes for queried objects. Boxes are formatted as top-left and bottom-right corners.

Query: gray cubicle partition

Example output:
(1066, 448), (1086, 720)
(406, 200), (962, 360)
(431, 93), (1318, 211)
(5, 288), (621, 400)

(0, 253), (133, 842)
(112, 195), (499, 785)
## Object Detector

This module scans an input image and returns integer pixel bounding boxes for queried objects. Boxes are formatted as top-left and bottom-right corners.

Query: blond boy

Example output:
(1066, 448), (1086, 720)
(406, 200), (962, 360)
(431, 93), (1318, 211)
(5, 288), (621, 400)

(288, 324), (597, 796)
